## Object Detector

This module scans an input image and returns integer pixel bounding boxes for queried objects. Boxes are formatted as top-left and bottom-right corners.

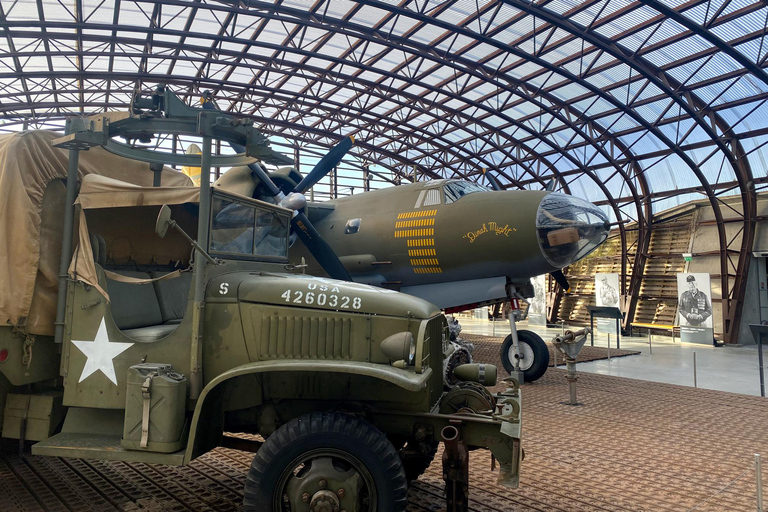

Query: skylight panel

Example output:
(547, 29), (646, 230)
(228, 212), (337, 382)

(315, 0), (357, 19)
(350, 4), (391, 28)
(379, 12), (420, 37)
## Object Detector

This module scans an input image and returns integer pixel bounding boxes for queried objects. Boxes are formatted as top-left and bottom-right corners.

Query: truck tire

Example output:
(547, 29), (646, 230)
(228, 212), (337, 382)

(243, 411), (407, 512)
(501, 329), (549, 382)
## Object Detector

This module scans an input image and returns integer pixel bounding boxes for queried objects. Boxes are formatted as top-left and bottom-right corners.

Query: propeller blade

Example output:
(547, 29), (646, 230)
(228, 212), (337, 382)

(551, 270), (570, 293)
(293, 136), (354, 194)
(545, 178), (557, 191)
(483, 169), (502, 191)
(292, 211), (351, 281)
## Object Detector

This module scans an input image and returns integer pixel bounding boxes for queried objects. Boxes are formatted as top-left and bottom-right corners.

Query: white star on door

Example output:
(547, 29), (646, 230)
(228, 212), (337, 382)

(71, 318), (134, 385)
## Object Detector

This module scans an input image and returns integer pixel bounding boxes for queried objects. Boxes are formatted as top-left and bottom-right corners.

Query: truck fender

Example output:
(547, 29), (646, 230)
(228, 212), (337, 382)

(184, 359), (432, 463)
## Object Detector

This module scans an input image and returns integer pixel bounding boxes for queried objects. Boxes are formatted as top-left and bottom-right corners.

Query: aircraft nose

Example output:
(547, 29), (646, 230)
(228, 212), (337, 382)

(535, 192), (610, 268)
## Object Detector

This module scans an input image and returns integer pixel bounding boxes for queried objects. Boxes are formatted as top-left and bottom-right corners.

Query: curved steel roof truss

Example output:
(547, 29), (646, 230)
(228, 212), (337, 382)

(0, 0), (763, 342)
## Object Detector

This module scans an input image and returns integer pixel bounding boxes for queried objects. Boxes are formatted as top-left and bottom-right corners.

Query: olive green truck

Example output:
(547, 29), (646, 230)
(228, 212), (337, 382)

(0, 87), (522, 512)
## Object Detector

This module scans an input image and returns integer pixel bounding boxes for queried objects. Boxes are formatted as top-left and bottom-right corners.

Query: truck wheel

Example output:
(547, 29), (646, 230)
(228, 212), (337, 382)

(243, 411), (407, 512)
(501, 330), (549, 382)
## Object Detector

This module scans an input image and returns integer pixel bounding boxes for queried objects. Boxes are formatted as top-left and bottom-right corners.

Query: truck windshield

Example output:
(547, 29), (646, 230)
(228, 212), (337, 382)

(443, 181), (489, 204)
(210, 194), (290, 259)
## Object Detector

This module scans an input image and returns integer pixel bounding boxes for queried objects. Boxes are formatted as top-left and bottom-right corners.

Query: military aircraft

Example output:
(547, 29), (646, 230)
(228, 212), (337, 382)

(204, 96), (611, 382)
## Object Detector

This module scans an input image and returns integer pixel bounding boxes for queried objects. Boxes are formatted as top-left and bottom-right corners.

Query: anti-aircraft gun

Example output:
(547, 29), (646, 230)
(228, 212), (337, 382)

(0, 86), (522, 511)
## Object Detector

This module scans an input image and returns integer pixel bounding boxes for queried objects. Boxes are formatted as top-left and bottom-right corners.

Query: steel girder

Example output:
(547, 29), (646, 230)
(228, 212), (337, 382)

(1, 21), (628, 204)
(502, 0), (755, 343)
(634, 0), (762, 342)
(203, 1), (636, 203)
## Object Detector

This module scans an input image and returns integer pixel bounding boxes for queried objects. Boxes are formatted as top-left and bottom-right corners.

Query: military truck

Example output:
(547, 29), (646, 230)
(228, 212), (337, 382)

(0, 88), (522, 512)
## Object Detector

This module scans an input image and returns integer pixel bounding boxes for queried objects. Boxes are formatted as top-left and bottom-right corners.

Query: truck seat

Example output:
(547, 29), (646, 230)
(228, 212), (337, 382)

(106, 271), (180, 342)
(150, 271), (192, 324)
(90, 233), (107, 267)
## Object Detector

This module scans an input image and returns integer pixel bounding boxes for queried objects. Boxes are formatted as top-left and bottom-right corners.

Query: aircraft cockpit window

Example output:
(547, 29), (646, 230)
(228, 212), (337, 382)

(210, 195), (290, 260)
(422, 188), (441, 206)
(444, 181), (488, 204)
(345, 218), (362, 234)
(536, 193), (610, 268)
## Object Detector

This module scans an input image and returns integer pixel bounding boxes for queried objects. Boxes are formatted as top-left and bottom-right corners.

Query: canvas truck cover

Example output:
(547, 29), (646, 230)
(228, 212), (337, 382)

(0, 130), (192, 336)
(69, 174), (201, 298)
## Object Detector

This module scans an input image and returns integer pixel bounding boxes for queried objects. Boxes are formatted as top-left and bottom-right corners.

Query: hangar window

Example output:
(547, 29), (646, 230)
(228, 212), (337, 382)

(444, 181), (488, 204)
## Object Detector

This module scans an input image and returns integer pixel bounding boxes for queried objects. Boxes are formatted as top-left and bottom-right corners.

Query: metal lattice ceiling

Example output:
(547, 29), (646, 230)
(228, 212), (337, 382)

(0, 0), (765, 343)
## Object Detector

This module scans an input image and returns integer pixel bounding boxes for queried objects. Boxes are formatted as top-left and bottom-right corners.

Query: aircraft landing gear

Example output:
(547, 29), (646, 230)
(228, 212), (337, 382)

(501, 330), (549, 382)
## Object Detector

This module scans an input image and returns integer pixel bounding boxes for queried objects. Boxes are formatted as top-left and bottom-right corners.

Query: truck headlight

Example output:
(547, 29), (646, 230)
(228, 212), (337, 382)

(381, 332), (416, 366)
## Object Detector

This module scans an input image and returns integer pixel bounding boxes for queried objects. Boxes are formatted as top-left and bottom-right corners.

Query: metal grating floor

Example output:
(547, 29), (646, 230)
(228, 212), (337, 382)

(1, 367), (766, 511)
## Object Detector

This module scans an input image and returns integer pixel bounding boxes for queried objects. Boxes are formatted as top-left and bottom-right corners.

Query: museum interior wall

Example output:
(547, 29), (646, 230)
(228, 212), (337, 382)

(558, 192), (768, 343)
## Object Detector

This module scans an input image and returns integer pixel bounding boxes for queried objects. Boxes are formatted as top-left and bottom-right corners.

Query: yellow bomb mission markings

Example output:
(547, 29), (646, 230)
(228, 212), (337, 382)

(395, 210), (442, 274)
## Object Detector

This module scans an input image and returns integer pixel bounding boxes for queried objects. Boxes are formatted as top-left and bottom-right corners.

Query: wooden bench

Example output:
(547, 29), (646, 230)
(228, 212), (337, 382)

(630, 322), (679, 344)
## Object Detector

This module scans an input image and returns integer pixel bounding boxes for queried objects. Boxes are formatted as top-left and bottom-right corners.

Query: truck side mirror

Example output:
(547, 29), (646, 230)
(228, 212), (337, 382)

(156, 205), (172, 238)
(155, 203), (219, 266)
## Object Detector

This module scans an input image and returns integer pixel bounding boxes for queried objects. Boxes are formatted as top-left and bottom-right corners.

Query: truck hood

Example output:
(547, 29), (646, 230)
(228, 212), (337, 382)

(237, 273), (441, 319)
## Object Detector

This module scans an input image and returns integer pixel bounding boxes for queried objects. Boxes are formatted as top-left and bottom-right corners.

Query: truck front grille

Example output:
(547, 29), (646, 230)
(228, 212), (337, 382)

(257, 315), (352, 360)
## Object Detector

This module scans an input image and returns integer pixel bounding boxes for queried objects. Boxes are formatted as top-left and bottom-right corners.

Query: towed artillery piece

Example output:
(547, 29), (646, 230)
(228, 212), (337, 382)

(0, 87), (522, 511)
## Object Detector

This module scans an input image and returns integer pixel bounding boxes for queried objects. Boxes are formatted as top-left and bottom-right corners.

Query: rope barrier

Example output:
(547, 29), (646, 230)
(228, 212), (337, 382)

(686, 468), (750, 511)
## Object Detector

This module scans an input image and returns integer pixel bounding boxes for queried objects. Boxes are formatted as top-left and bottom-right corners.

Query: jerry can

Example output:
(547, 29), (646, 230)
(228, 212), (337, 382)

(121, 363), (187, 453)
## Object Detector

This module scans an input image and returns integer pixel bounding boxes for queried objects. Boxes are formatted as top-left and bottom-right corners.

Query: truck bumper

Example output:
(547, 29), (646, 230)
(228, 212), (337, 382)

(368, 377), (523, 489)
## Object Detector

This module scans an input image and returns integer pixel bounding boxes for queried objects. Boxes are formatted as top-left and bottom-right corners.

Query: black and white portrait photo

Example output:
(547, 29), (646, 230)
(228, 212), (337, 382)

(595, 273), (619, 308)
(677, 273), (713, 329)
(594, 273), (620, 333)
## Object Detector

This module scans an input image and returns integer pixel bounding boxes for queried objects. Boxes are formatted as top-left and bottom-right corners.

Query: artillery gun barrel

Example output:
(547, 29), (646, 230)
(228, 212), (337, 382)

(554, 327), (590, 344)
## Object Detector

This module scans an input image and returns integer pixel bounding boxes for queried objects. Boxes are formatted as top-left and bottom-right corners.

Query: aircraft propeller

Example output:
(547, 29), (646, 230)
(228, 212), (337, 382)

(201, 95), (352, 281)
(550, 269), (570, 293)
(483, 168), (503, 191)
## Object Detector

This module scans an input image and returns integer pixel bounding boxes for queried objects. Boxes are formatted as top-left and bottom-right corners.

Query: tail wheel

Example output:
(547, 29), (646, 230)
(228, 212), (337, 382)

(243, 411), (407, 512)
(501, 329), (549, 382)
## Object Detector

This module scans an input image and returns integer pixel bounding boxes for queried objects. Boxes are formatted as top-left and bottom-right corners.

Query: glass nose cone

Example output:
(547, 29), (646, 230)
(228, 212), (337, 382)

(536, 193), (610, 268)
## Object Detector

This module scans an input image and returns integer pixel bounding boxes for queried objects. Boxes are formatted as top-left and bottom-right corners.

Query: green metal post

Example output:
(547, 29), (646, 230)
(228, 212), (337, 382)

(189, 136), (212, 399)
(54, 148), (80, 344)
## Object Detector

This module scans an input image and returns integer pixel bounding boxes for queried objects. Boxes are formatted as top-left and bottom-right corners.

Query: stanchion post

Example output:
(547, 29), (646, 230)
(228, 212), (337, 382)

(693, 352), (697, 388)
(759, 334), (765, 398)
(607, 333), (611, 361)
(649, 332), (653, 355)
(749, 325), (768, 398)
(757, 453), (764, 512)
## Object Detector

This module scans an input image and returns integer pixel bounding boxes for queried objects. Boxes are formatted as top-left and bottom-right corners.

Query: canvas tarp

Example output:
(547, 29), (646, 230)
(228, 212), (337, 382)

(0, 130), (193, 336)
(69, 175), (200, 297)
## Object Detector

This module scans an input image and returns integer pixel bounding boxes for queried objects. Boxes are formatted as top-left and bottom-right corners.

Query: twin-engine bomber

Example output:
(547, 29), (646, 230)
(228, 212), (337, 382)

(0, 87), (521, 512)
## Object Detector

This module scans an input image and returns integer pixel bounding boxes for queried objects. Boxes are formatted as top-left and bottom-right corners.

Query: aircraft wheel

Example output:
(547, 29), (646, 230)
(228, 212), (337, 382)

(501, 330), (549, 382)
(243, 411), (407, 512)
